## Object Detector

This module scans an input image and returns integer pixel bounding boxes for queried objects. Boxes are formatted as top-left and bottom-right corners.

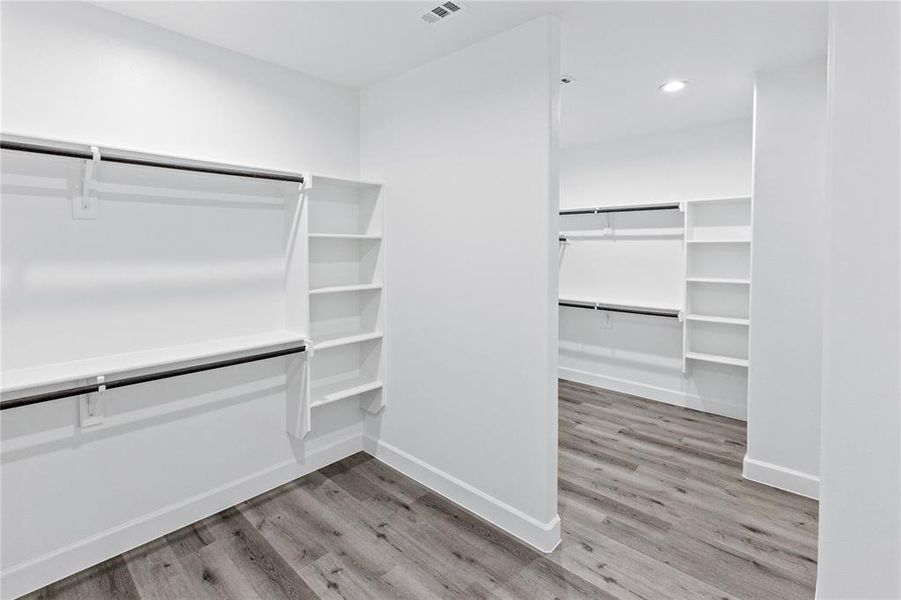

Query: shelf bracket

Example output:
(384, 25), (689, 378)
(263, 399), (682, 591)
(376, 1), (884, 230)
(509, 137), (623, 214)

(73, 146), (100, 220)
(79, 375), (105, 428)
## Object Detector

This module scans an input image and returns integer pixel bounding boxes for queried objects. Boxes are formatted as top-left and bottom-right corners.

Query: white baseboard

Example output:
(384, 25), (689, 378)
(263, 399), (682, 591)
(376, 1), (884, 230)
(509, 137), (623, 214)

(362, 435), (561, 554)
(1, 429), (364, 600)
(559, 367), (747, 421)
(743, 456), (819, 499)
(5, 430), (564, 597)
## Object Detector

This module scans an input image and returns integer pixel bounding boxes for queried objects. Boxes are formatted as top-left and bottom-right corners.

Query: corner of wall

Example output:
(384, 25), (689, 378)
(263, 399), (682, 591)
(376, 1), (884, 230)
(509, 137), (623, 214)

(362, 435), (561, 553)
(742, 455), (819, 499)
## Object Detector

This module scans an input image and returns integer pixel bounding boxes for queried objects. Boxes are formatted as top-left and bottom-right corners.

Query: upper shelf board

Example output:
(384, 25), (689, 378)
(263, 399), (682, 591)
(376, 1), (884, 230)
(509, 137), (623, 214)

(684, 195), (752, 205)
(1, 330), (306, 394)
(307, 174), (384, 189)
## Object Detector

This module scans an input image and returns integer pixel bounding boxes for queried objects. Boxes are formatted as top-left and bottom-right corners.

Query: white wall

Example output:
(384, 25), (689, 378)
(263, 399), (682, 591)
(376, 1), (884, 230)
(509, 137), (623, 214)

(360, 16), (561, 552)
(562, 120), (753, 208)
(817, 2), (900, 598)
(559, 120), (752, 419)
(0, 3), (361, 598)
(744, 59), (826, 499)
(0, 1), (359, 177)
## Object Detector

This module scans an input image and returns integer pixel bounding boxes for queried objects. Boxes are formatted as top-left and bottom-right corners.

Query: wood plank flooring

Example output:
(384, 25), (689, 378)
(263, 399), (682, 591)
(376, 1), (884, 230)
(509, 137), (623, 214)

(22, 380), (818, 599)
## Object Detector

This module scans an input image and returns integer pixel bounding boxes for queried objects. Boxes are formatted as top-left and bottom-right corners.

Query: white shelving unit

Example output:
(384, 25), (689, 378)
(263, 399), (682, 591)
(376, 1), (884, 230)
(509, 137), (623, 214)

(305, 175), (386, 417)
(0, 142), (388, 439)
(682, 196), (752, 370)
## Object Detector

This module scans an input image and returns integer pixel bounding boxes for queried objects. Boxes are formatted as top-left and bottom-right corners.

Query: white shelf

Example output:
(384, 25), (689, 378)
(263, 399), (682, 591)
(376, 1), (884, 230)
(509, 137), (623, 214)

(1, 329), (306, 394)
(685, 195), (751, 205)
(686, 314), (750, 326)
(310, 372), (383, 407)
(308, 174), (384, 189)
(687, 277), (751, 285)
(308, 233), (382, 240)
(685, 352), (749, 367)
(559, 230), (683, 240)
(686, 239), (751, 244)
(314, 332), (383, 350)
(309, 283), (383, 295)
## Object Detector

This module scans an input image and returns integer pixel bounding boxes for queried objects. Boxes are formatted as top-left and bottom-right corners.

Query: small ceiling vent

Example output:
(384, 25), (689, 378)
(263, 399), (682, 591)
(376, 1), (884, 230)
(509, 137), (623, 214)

(421, 1), (466, 24)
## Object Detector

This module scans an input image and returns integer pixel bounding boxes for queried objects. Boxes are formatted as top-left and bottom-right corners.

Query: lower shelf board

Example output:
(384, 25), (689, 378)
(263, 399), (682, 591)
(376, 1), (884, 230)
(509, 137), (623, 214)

(685, 351), (749, 367)
(310, 373), (383, 408)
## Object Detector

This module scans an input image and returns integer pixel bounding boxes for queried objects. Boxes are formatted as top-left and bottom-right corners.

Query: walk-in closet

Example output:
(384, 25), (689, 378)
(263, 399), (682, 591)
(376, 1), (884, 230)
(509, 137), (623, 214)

(0, 2), (898, 599)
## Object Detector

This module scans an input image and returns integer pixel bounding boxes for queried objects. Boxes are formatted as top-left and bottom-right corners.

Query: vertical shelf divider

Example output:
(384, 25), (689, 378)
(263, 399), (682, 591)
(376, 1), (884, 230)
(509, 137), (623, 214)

(681, 200), (690, 374)
(285, 177), (312, 438)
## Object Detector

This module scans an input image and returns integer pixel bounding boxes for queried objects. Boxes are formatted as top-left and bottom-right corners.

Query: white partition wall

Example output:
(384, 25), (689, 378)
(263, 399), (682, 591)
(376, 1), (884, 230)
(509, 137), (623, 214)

(360, 16), (561, 551)
(817, 2), (901, 597)
(745, 59), (827, 499)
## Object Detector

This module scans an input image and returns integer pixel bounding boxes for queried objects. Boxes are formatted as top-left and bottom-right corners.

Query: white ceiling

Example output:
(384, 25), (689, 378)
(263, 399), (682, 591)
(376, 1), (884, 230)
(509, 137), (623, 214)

(559, 2), (827, 145)
(91, 1), (557, 87)
(92, 0), (828, 147)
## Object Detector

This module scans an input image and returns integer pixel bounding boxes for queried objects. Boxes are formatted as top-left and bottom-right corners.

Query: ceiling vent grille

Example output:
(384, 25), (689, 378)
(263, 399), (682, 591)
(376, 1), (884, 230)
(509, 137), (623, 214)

(421, 2), (465, 24)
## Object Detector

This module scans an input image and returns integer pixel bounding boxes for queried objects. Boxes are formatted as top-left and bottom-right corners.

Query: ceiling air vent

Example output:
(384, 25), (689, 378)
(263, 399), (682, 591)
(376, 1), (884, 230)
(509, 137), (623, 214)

(421, 1), (466, 24)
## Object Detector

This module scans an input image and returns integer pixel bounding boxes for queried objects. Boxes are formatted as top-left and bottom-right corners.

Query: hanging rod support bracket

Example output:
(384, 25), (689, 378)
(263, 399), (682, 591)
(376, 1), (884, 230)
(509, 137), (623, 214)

(79, 375), (106, 428)
(74, 146), (100, 220)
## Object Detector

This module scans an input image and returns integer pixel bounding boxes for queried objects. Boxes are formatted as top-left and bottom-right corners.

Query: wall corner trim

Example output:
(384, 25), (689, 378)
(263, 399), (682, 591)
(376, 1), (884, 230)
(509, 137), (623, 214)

(743, 455), (820, 500)
(362, 435), (562, 554)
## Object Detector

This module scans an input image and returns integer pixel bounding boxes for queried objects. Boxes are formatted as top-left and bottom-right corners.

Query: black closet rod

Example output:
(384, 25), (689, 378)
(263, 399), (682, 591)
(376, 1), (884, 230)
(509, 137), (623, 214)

(559, 300), (680, 318)
(560, 202), (680, 215)
(0, 140), (304, 184)
(0, 344), (306, 411)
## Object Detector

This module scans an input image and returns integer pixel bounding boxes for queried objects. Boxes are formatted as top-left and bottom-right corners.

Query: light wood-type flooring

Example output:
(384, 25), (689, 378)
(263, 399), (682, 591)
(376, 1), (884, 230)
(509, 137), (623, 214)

(22, 380), (818, 599)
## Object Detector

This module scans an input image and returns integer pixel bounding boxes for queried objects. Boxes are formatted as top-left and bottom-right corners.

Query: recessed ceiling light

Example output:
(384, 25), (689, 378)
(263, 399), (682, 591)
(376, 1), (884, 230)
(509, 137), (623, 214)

(659, 80), (687, 93)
